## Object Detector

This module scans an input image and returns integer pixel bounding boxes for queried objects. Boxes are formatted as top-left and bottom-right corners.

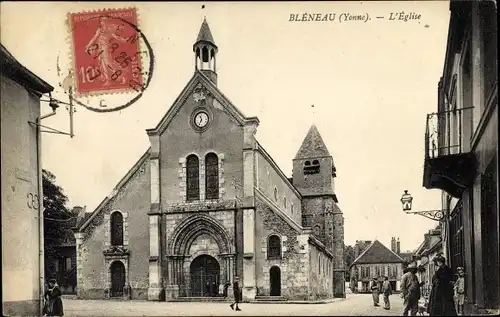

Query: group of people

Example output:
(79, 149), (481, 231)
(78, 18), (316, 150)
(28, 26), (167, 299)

(370, 276), (393, 310)
(399, 254), (464, 316)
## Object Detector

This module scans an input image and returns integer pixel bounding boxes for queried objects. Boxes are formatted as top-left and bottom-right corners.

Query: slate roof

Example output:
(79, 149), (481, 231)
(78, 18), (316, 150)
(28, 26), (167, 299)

(294, 125), (331, 160)
(352, 239), (404, 265)
(399, 252), (415, 263)
(194, 18), (217, 48)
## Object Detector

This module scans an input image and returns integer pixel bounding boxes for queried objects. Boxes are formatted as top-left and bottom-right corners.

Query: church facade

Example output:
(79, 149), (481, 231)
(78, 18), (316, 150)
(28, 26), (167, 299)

(74, 19), (346, 302)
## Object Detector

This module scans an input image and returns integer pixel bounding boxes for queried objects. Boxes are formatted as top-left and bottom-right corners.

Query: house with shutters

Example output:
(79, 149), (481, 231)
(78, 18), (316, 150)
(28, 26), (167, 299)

(73, 18), (346, 302)
(349, 239), (405, 293)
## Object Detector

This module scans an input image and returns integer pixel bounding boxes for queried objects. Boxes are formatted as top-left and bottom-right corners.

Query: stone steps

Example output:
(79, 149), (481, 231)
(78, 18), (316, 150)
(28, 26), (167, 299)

(169, 297), (230, 302)
(253, 296), (287, 302)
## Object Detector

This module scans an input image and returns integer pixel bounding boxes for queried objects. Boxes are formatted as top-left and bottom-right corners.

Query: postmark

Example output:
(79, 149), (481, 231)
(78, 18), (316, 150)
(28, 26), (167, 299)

(67, 7), (155, 112)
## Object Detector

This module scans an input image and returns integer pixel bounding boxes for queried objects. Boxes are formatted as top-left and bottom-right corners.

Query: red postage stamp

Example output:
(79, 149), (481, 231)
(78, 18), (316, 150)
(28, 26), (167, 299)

(68, 8), (146, 96)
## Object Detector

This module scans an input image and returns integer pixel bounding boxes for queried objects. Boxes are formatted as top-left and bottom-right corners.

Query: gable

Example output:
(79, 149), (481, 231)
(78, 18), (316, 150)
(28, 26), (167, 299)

(352, 239), (404, 265)
(146, 70), (259, 136)
(77, 148), (151, 232)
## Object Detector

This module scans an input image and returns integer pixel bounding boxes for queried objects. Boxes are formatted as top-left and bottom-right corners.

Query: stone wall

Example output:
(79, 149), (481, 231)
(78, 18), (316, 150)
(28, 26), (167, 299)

(76, 157), (151, 299)
(159, 85), (244, 208)
(254, 198), (309, 300)
(308, 244), (334, 300)
(256, 150), (302, 224)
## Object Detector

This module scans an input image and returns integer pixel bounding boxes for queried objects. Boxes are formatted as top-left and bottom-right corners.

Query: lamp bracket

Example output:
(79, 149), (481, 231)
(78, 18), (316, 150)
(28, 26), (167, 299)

(405, 209), (445, 221)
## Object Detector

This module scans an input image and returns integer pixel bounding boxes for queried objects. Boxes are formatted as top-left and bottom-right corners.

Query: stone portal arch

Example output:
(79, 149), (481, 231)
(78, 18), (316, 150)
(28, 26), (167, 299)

(167, 214), (234, 297)
(169, 214), (232, 255)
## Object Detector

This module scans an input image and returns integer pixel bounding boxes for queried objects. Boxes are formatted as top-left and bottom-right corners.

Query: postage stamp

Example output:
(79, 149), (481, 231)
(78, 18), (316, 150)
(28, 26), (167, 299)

(67, 7), (154, 112)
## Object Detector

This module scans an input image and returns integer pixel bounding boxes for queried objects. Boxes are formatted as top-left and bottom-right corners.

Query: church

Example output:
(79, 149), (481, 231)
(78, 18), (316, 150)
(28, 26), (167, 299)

(74, 19), (346, 302)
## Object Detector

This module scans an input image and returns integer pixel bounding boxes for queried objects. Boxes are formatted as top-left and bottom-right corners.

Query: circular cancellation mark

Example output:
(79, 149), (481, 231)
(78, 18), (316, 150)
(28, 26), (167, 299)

(68, 10), (155, 113)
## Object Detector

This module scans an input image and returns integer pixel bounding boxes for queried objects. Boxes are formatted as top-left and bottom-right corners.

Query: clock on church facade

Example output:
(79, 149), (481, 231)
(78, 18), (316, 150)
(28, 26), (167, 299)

(73, 18), (346, 302)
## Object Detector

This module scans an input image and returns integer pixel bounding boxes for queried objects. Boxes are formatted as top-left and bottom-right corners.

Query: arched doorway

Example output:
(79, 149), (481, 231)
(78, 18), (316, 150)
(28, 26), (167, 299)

(270, 266), (281, 296)
(190, 255), (220, 297)
(110, 261), (125, 297)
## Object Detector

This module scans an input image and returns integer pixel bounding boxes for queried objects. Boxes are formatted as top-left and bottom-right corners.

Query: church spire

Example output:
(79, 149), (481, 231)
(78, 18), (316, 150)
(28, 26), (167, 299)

(294, 125), (331, 160)
(193, 18), (218, 85)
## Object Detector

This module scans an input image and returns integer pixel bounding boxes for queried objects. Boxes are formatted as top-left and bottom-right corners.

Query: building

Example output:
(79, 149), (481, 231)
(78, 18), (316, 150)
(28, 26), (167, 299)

(45, 207), (84, 295)
(1, 44), (54, 315)
(421, 1), (498, 314)
(349, 239), (404, 293)
(411, 225), (443, 298)
(73, 19), (346, 302)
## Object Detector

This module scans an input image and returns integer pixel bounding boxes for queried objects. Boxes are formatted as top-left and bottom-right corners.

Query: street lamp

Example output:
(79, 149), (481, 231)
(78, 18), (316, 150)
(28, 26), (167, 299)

(400, 190), (445, 221)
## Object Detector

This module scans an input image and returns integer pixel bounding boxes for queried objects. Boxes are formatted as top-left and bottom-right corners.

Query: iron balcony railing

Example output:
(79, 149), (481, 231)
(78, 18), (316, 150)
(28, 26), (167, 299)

(425, 107), (474, 159)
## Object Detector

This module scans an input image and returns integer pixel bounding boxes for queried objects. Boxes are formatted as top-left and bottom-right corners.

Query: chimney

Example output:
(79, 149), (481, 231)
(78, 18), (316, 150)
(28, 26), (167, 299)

(397, 238), (401, 254)
(391, 237), (396, 252)
(354, 240), (360, 258)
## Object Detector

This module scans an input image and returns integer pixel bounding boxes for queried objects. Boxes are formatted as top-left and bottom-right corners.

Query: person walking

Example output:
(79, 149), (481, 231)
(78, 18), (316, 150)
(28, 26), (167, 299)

(43, 278), (64, 316)
(453, 267), (465, 316)
(382, 276), (392, 310)
(427, 255), (457, 316)
(401, 263), (421, 316)
(371, 277), (380, 307)
(230, 276), (242, 311)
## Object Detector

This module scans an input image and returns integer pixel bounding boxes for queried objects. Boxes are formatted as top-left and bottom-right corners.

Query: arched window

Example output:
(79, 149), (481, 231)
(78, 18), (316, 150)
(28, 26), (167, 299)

(205, 153), (219, 200)
(267, 235), (282, 260)
(283, 197), (287, 209)
(291, 203), (294, 214)
(274, 187), (278, 201)
(186, 155), (200, 201)
(110, 212), (124, 246)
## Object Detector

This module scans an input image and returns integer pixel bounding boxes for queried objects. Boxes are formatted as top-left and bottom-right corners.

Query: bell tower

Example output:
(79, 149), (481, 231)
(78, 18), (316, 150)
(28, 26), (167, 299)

(193, 18), (218, 85)
(292, 125), (345, 298)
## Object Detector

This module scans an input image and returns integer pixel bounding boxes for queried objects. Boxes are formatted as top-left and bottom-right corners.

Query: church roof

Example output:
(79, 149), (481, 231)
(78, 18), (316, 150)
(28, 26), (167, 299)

(146, 70), (258, 135)
(294, 125), (331, 160)
(351, 239), (405, 266)
(76, 148), (151, 232)
(194, 18), (217, 48)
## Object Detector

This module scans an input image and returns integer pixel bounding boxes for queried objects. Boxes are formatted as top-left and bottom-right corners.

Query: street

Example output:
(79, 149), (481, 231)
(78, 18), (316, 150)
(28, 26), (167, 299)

(64, 293), (408, 316)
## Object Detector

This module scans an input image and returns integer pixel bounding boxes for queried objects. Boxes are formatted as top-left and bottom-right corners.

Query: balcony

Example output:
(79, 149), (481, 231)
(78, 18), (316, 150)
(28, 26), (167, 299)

(423, 107), (476, 198)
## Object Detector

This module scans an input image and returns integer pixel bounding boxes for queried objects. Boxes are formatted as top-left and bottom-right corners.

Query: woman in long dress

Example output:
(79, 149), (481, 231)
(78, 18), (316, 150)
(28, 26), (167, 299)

(44, 278), (64, 316)
(427, 255), (457, 316)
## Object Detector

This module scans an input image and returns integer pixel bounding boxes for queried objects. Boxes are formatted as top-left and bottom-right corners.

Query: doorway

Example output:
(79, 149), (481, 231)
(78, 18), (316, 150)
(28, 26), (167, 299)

(190, 255), (220, 297)
(390, 281), (397, 292)
(481, 157), (499, 309)
(110, 261), (125, 297)
(270, 266), (281, 296)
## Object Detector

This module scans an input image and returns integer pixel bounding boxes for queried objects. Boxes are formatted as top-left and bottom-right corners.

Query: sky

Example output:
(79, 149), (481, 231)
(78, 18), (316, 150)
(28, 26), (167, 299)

(1, 1), (451, 252)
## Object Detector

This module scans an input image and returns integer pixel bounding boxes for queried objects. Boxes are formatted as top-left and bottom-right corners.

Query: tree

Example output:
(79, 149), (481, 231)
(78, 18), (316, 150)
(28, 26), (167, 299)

(43, 169), (78, 280)
(343, 244), (356, 282)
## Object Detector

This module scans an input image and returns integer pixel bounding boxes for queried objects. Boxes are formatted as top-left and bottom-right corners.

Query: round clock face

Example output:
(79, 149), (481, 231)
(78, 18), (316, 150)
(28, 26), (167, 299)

(194, 111), (209, 128)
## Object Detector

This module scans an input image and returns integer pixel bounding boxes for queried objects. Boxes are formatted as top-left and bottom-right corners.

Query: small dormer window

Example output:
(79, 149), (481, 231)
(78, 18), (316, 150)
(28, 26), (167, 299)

(304, 159), (320, 174)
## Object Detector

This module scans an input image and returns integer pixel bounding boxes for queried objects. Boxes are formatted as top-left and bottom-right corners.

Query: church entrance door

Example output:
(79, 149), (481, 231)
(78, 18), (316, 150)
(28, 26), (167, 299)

(270, 266), (281, 296)
(190, 255), (220, 297)
(110, 261), (125, 297)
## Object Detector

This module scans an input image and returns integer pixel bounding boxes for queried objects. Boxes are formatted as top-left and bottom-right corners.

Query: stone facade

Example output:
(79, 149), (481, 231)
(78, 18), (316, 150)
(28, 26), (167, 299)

(74, 19), (345, 302)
